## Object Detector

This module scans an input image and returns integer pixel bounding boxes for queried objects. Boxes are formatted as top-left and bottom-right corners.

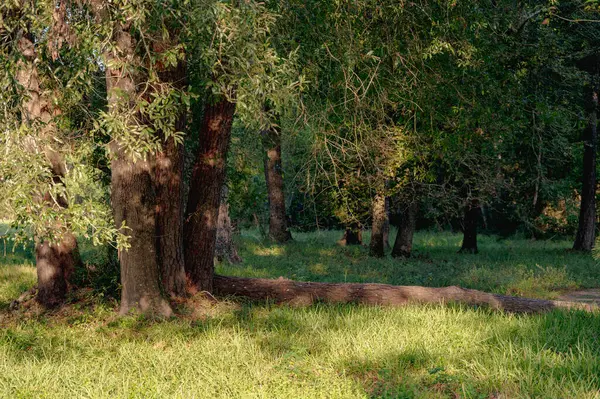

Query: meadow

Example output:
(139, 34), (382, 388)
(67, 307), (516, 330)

(1, 230), (600, 398)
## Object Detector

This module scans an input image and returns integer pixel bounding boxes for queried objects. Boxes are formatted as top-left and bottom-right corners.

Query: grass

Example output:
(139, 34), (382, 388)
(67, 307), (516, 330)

(222, 230), (596, 299)
(1, 230), (600, 398)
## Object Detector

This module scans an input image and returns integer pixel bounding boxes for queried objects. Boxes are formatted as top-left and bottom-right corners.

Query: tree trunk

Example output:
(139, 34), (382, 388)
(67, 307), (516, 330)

(263, 124), (292, 243)
(105, 24), (172, 317)
(35, 234), (79, 308)
(338, 225), (362, 246)
(155, 135), (186, 297)
(184, 97), (236, 293)
(369, 193), (386, 257)
(154, 61), (187, 298)
(16, 33), (80, 308)
(573, 84), (598, 252)
(392, 201), (418, 258)
(382, 197), (391, 250)
(215, 185), (243, 264)
(213, 275), (596, 314)
(459, 201), (480, 254)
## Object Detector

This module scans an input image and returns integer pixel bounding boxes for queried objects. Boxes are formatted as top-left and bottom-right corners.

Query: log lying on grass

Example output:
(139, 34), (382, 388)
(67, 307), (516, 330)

(213, 275), (598, 314)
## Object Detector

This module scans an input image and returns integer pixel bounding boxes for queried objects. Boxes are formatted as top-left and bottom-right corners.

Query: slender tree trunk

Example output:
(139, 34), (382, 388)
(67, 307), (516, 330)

(369, 192), (386, 257)
(459, 200), (480, 254)
(573, 84), (598, 252)
(382, 197), (391, 250)
(155, 62), (187, 298)
(263, 124), (292, 243)
(215, 185), (243, 264)
(16, 34), (80, 308)
(184, 97), (235, 293)
(392, 201), (418, 258)
(213, 275), (596, 313)
(105, 23), (172, 316)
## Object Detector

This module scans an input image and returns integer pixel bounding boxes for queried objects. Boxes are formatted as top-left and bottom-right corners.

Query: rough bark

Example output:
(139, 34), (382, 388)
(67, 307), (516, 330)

(263, 124), (292, 243)
(459, 201), (480, 254)
(16, 33), (80, 308)
(369, 193), (387, 257)
(184, 97), (236, 293)
(155, 62), (187, 298)
(392, 201), (418, 258)
(215, 185), (243, 264)
(213, 275), (597, 314)
(105, 23), (172, 317)
(573, 84), (598, 252)
(155, 134), (186, 297)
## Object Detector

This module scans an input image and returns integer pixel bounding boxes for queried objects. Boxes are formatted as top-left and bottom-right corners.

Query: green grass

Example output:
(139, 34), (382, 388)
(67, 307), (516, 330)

(221, 230), (597, 299)
(1, 230), (600, 398)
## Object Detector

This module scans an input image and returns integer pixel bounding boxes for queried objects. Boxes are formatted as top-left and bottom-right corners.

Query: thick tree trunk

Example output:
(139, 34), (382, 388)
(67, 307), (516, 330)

(16, 34), (80, 308)
(215, 185), (243, 264)
(105, 24), (172, 317)
(184, 97), (235, 293)
(573, 84), (598, 252)
(110, 145), (172, 316)
(263, 124), (292, 243)
(155, 135), (186, 297)
(392, 201), (418, 258)
(459, 201), (480, 254)
(369, 193), (387, 257)
(213, 275), (597, 313)
(154, 60), (187, 298)
(35, 233), (79, 307)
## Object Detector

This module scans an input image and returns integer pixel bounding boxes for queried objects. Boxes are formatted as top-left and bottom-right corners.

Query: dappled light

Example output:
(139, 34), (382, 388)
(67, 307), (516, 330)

(1, 0), (600, 396)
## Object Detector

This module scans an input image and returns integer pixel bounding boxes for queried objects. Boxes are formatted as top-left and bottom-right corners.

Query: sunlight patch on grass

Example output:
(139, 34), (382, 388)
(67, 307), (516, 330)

(251, 245), (287, 257)
(308, 263), (328, 275)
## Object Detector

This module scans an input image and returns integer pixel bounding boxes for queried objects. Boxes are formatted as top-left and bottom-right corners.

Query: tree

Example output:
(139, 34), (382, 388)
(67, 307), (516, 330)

(183, 0), (301, 292)
(459, 200), (480, 254)
(369, 191), (387, 257)
(215, 185), (243, 264)
(102, 15), (173, 317)
(262, 121), (292, 243)
(391, 201), (418, 258)
(18, 32), (82, 307)
(185, 96), (236, 292)
(154, 44), (188, 298)
(0, 1), (109, 307)
(573, 55), (599, 251)
(90, 0), (191, 315)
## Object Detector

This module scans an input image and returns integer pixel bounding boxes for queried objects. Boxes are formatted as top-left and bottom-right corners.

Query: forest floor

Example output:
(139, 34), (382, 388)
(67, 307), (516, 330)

(1, 230), (600, 398)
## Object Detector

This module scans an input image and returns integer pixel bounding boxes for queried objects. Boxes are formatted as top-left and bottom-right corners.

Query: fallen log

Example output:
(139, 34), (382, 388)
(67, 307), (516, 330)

(213, 275), (598, 314)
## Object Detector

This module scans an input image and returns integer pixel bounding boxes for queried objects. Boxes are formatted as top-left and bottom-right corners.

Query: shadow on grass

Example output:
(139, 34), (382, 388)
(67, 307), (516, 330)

(2, 298), (600, 397)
